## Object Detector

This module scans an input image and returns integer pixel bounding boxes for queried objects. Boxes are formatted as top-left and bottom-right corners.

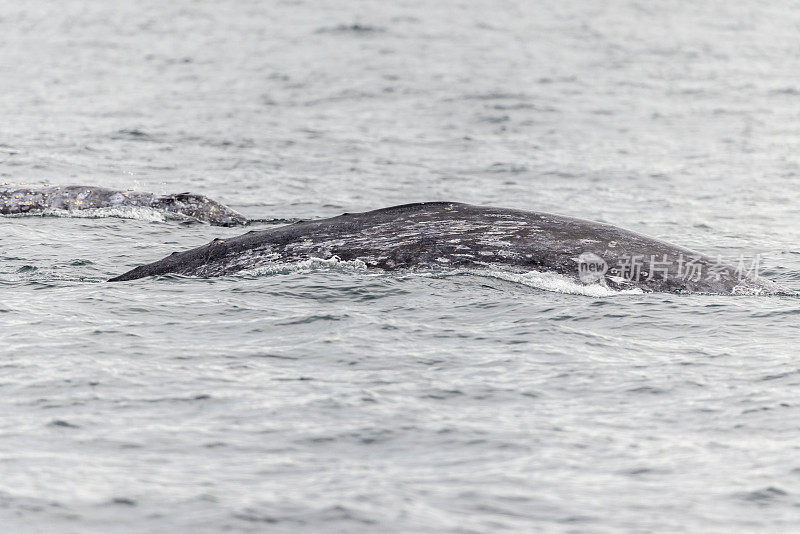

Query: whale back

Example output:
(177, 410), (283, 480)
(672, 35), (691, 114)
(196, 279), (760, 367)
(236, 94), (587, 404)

(1, 184), (246, 226)
(108, 202), (775, 294)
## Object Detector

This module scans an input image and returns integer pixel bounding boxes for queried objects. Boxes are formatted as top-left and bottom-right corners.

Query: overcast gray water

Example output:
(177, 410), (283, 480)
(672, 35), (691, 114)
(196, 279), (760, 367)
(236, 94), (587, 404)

(3, 1), (800, 532)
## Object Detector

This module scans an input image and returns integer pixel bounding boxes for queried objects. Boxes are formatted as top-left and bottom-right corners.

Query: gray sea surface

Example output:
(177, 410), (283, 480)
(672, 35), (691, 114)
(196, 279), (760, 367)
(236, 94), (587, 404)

(2, 1), (800, 532)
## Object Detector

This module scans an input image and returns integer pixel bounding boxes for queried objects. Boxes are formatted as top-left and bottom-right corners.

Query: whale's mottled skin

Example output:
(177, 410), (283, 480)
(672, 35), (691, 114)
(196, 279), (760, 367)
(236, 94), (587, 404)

(0, 184), (247, 226)
(109, 202), (776, 294)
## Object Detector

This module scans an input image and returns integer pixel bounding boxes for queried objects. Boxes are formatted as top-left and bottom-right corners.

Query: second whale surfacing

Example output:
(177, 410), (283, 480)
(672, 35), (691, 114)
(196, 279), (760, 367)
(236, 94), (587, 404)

(109, 202), (777, 295)
(0, 184), (247, 226)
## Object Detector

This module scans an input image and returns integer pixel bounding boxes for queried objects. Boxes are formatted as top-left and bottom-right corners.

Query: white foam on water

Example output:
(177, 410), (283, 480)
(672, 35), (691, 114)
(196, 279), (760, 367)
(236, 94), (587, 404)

(2, 207), (199, 224)
(237, 256), (369, 277)
(488, 271), (791, 297)
(237, 261), (644, 296)
(43, 207), (177, 223)
(480, 269), (644, 297)
(731, 278), (788, 296)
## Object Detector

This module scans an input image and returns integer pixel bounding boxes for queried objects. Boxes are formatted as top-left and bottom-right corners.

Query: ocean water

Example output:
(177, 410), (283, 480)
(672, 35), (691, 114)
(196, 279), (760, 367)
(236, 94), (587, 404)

(2, 1), (800, 532)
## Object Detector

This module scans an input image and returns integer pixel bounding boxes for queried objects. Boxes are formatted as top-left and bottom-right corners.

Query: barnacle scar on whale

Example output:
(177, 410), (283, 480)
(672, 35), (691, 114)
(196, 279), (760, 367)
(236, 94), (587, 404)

(108, 202), (778, 295)
(0, 184), (247, 226)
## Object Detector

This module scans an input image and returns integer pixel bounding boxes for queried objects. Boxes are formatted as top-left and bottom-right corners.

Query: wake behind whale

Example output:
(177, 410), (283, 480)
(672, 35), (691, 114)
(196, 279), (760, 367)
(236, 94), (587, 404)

(109, 202), (778, 295)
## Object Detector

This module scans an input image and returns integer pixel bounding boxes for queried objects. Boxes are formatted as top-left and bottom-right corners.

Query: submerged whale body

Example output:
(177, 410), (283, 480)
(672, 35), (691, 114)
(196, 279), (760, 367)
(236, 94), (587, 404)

(0, 184), (247, 226)
(109, 202), (775, 294)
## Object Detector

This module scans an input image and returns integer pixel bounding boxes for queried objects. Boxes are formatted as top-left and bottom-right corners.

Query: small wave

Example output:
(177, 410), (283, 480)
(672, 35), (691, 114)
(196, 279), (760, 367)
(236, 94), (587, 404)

(315, 24), (385, 34)
(736, 486), (788, 505)
(113, 128), (155, 141)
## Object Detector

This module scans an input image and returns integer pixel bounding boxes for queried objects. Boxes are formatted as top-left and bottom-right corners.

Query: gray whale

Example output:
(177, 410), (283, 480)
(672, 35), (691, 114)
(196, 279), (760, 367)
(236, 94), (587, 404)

(108, 202), (775, 294)
(1, 184), (247, 226)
